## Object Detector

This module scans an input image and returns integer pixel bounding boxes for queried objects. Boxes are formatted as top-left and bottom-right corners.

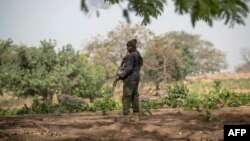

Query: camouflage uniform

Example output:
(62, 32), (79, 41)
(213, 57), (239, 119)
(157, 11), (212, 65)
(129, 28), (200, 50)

(119, 50), (143, 115)
(122, 79), (139, 115)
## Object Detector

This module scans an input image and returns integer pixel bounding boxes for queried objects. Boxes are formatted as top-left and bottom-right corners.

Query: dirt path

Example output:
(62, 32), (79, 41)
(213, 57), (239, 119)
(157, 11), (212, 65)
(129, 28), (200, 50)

(1, 106), (250, 141)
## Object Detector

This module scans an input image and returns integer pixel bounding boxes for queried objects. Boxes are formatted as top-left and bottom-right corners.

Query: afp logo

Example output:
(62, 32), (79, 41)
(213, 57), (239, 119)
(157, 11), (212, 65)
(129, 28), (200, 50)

(224, 125), (250, 141)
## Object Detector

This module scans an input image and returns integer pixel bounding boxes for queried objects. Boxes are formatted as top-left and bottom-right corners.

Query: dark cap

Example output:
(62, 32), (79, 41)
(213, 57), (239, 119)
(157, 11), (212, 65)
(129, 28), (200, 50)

(126, 39), (137, 48)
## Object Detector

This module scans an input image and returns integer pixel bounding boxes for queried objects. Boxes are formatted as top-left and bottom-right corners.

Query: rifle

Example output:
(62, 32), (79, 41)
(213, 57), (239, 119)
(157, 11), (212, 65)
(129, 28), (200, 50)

(110, 54), (128, 96)
(110, 77), (118, 97)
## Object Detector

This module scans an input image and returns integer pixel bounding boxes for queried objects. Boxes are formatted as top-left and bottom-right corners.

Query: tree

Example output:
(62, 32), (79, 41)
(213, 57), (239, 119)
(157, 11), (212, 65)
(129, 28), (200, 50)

(84, 23), (154, 80)
(55, 46), (106, 102)
(0, 39), (107, 103)
(164, 31), (228, 74)
(195, 42), (228, 73)
(81, 0), (249, 27)
(0, 39), (15, 95)
(164, 31), (200, 78)
(236, 48), (250, 72)
(143, 31), (228, 90)
(6, 40), (58, 102)
(143, 36), (181, 90)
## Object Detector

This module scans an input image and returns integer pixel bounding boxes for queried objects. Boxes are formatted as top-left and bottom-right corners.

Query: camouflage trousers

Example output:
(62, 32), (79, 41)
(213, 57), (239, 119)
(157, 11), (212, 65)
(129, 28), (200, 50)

(122, 80), (140, 115)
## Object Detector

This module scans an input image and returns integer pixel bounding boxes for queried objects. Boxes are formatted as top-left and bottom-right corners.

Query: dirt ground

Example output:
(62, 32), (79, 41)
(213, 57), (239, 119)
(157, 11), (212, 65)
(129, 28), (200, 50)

(0, 106), (250, 141)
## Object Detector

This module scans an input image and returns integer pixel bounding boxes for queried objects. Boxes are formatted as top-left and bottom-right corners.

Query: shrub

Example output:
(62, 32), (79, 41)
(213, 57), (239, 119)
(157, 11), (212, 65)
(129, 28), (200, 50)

(140, 99), (162, 116)
(30, 97), (58, 114)
(162, 82), (189, 107)
(90, 97), (119, 115)
(184, 93), (202, 110)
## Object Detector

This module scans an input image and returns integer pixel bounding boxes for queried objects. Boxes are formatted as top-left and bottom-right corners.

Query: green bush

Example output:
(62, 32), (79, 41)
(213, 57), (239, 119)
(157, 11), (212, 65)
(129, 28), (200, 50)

(202, 92), (221, 109)
(184, 93), (202, 110)
(90, 97), (119, 115)
(162, 82), (189, 107)
(29, 98), (58, 114)
(0, 108), (20, 116)
(226, 93), (250, 107)
(202, 87), (250, 109)
(140, 99), (162, 116)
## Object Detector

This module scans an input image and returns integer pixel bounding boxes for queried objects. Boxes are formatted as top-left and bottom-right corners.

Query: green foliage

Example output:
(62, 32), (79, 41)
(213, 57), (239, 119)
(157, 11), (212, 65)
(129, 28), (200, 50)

(0, 108), (19, 116)
(82, 0), (166, 25)
(143, 36), (181, 89)
(0, 39), (15, 95)
(202, 90), (222, 109)
(166, 82), (189, 99)
(226, 93), (249, 107)
(7, 98), (88, 115)
(90, 97), (120, 115)
(2, 40), (58, 102)
(202, 83), (250, 109)
(85, 23), (153, 80)
(183, 93), (202, 110)
(78, 65), (106, 101)
(1, 98), (58, 116)
(0, 96), (120, 116)
(131, 0), (165, 25)
(143, 31), (228, 89)
(0, 39), (107, 103)
(29, 98), (58, 114)
(56, 54), (106, 102)
(81, 0), (249, 27)
(174, 0), (249, 27)
(1, 37), (249, 119)
(140, 99), (162, 116)
(0, 82), (249, 117)
(162, 82), (189, 107)
(59, 103), (89, 113)
(177, 44), (196, 79)
(161, 81), (250, 110)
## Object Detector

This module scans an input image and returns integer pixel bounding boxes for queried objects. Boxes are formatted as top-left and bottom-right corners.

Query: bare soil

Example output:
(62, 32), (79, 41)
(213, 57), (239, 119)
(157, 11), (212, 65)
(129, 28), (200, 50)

(1, 106), (250, 141)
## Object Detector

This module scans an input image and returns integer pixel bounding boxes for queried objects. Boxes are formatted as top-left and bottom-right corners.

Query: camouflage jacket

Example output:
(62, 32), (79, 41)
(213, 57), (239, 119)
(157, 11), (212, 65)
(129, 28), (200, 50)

(118, 51), (142, 81)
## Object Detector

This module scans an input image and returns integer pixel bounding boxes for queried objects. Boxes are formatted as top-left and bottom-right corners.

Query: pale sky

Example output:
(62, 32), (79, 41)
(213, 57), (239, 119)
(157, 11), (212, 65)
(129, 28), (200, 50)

(0, 0), (250, 71)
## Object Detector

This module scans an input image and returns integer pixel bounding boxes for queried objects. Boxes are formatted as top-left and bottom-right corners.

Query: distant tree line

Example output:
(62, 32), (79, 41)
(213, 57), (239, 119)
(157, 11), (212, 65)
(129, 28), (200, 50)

(0, 23), (229, 101)
(84, 23), (228, 90)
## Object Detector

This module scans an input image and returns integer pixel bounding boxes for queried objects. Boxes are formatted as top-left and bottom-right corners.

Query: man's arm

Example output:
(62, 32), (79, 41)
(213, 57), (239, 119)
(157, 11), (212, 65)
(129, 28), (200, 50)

(119, 54), (134, 80)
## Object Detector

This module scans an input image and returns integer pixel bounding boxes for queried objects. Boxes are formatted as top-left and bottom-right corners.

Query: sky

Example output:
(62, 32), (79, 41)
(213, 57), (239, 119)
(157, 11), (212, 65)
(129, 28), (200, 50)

(0, 0), (250, 71)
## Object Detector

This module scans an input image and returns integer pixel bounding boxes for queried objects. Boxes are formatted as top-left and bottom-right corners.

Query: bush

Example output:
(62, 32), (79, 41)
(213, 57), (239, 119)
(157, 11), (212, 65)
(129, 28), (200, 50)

(0, 108), (19, 116)
(140, 99), (162, 116)
(90, 97), (120, 115)
(162, 82), (189, 107)
(184, 93), (202, 110)
(226, 93), (250, 107)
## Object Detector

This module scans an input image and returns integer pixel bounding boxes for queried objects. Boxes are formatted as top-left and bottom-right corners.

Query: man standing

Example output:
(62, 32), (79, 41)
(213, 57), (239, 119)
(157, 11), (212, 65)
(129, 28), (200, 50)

(117, 39), (143, 123)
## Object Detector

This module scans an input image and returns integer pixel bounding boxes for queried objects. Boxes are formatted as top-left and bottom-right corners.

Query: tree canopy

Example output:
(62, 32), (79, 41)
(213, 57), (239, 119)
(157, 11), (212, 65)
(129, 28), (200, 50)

(83, 23), (228, 90)
(81, 0), (249, 27)
(0, 39), (107, 102)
